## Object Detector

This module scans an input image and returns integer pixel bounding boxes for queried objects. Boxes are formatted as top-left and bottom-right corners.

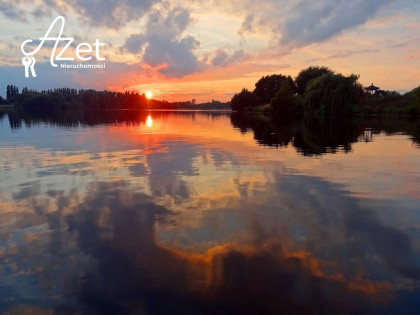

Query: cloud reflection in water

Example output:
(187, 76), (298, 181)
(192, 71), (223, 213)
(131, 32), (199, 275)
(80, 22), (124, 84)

(0, 112), (419, 314)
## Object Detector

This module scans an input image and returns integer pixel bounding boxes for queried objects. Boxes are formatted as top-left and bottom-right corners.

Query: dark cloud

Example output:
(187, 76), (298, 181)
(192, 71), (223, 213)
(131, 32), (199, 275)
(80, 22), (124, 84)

(145, 35), (201, 77)
(238, 14), (254, 35)
(0, 0), (160, 28)
(281, 0), (395, 47)
(123, 34), (147, 55)
(123, 7), (202, 78)
(31, 7), (49, 18)
(0, 0), (68, 21)
(71, 0), (161, 28)
(211, 49), (246, 67)
(0, 1), (27, 22)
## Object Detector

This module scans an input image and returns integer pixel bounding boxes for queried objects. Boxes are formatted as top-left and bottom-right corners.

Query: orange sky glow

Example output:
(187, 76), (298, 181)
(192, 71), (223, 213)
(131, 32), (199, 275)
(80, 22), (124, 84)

(0, 1), (419, 102)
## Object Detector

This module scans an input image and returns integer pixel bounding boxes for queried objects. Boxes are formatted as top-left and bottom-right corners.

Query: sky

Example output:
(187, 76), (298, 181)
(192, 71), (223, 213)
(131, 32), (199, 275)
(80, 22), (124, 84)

(0, 0), (420, 102)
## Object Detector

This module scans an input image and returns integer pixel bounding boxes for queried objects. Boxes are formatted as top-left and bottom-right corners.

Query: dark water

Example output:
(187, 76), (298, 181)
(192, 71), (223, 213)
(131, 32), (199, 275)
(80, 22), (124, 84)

(0, 110), (419, 314)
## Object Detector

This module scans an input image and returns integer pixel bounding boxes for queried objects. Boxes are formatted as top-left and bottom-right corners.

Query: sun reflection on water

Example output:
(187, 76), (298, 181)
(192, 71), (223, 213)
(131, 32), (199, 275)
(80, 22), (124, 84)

(146, 115), (153, 128)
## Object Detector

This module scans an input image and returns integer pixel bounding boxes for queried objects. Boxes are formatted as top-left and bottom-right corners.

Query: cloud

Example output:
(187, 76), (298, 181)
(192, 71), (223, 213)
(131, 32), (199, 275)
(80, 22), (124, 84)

(305, 48), (380, 63)
(280, 0), (395, 47)
(211, 49), (246, 67)
(0, 0), (161, 28)
(124, 34), (147, 55)
(0, 0), (68, 22)
(198, 0), (398, 52)
(238, 14), (254, 35)
(123, 7), (202, 78)
(405, 55), (420, 60)
(71, 0), (161, 28)
(0, 1), (27, 22)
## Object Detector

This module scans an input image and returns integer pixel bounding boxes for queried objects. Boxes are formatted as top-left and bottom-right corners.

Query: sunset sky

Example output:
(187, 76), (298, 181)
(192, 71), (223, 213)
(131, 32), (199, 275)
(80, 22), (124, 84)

(1, 0), (420, 102)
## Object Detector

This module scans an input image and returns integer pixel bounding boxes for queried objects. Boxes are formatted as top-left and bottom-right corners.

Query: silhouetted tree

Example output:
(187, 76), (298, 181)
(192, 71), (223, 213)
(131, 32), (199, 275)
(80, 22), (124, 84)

(304, 72), (363, 116)
(231, 88), (257, 112)
(6, 85), (19, 102)
(254, 75), (294, 105)
(412, 86), (420, 104)
(271, 80), (294, 113)
(295, 66), (331, 95)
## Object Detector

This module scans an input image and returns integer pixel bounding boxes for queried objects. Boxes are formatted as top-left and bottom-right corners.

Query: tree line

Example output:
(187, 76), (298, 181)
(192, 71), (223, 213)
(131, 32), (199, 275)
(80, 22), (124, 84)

(0, 86), (230, 110)
(231, 66), (420, 117)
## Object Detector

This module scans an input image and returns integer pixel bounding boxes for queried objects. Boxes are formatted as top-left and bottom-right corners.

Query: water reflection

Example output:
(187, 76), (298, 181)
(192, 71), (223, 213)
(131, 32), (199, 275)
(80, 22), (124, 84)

(146, 115), (153, 128)
(5, 108), (228, 130)
(230, 113), (420, 154)
(0, 110), (419, 314)
(1, 179), (414, 314)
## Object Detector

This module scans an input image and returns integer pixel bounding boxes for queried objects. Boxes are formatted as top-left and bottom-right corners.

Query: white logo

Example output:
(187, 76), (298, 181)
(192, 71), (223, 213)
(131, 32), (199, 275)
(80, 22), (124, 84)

(21, 16), (106, 78)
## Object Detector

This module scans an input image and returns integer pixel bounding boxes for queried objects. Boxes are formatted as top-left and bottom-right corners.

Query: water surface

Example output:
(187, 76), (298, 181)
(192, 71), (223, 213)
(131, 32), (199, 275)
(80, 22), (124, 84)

(0, 111), (419, 314)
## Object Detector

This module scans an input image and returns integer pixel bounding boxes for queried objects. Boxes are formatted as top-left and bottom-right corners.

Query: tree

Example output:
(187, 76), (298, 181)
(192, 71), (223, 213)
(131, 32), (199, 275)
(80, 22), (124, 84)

(270, 80), (294, 113)
(6, 85), (19, 101)
(304, 72), (363, 116)
(254, 74), (294, 105)
(295, 66), (331, 95)
(231, 88), (257, 112)
(413, 86), (420, 103)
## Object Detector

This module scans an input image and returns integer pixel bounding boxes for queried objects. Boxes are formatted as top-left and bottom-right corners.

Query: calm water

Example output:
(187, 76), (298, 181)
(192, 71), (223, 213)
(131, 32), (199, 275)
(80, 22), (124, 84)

(0, 110), (420, 314)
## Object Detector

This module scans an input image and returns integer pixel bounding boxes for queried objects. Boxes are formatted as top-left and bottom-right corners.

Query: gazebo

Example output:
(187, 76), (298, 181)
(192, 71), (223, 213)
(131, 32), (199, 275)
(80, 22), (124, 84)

(365, 83), (380, 95)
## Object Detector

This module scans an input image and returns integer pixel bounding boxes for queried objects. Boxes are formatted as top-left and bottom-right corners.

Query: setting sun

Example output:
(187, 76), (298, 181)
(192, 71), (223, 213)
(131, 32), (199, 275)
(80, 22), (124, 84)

(146, 92), (153, 99)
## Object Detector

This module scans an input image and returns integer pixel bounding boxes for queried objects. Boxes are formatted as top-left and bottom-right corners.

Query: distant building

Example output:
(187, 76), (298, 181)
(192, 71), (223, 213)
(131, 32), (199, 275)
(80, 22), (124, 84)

(365, 83), (380, 95)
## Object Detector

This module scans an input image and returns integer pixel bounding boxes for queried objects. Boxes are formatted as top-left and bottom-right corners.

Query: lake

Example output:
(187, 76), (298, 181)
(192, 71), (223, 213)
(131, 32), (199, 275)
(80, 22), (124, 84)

(0, 110), (419, 314)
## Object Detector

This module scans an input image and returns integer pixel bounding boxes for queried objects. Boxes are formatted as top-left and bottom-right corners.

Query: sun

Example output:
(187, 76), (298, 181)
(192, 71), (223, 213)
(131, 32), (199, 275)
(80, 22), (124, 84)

(145, 91), (153, 99)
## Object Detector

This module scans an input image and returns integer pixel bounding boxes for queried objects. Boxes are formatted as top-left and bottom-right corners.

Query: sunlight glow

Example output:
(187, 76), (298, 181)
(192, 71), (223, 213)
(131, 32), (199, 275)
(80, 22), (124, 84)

(146, 115), (153, 128)
(146, 92), (153, 99)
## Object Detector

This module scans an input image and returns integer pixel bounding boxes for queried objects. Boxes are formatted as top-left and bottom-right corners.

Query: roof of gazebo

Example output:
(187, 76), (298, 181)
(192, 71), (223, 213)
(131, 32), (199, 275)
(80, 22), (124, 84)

(365, 83), (380, 90)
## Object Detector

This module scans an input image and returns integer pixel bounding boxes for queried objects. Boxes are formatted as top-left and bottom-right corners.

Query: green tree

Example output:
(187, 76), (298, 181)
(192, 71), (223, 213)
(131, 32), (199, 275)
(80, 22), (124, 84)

(304, 72), (363, 116)
(270, 80), (294, 113)
(254, 74), (294, 105)
(231, 88), (257, 112)
(295, 66), (331, 95)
